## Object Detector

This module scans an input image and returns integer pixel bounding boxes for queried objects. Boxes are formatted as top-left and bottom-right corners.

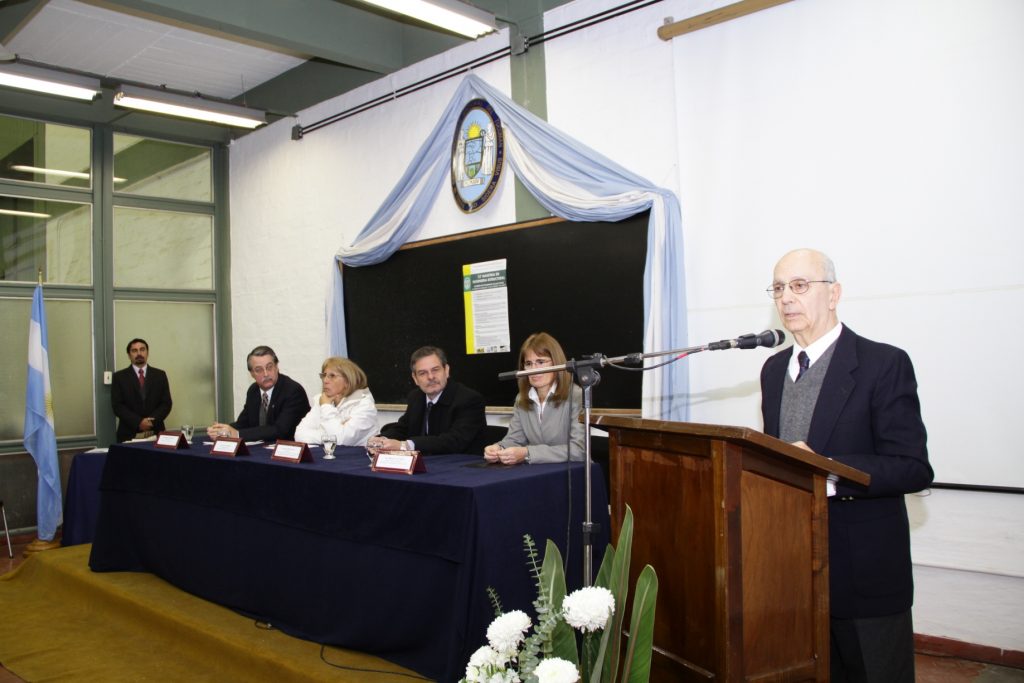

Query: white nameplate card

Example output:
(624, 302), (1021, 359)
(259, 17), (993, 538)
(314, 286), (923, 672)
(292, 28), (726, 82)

(271, 440), (313, 463)
(372, 450), (426, 475)
(154, 431), (188, 450)
(211, 437), (249, 457)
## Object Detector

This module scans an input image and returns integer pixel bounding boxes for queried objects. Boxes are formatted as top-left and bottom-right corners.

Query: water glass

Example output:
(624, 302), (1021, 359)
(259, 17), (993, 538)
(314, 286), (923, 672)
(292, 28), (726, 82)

(181, 424), (194, 442)
(322, 434), (337, 459)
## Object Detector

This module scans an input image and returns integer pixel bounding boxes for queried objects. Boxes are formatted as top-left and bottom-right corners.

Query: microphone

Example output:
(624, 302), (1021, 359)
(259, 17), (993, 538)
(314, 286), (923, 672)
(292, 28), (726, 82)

(707, 329), (786, 351)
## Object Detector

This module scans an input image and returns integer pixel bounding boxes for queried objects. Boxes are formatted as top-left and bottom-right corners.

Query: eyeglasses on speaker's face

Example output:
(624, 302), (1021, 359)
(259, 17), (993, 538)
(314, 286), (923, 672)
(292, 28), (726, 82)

(766, 278), (833, 299)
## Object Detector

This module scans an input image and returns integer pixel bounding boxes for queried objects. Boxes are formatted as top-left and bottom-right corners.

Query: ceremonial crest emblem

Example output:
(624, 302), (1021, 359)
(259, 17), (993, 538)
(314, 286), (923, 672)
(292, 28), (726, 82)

(451, 98), (504, 213)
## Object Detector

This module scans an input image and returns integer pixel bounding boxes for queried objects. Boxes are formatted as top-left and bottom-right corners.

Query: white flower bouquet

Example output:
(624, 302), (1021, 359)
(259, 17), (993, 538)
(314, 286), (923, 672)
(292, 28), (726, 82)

(461, 506), (658, 683)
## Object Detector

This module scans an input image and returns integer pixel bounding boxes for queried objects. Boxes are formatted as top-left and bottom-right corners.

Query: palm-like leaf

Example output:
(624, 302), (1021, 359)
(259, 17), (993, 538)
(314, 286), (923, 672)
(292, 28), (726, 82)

(584, 546), (616, 680)
(540, 540), (579, 666)
(620, 564), (658, 683)
(599, 507), (634, 683)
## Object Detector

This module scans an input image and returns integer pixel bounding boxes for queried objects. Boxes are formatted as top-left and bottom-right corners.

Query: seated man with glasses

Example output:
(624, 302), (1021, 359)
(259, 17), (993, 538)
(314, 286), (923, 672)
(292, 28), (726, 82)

(294, 357), (377, 446)
(759, 249), (932, 683)
(369, 345), (487, 455)
(208, 345), (310, 442)
(484, 332), (584, 465)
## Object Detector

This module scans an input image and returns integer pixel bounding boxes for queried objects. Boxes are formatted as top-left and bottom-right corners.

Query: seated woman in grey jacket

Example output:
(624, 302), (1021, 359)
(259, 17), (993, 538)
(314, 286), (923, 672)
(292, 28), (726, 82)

(484, 332), (585, 465)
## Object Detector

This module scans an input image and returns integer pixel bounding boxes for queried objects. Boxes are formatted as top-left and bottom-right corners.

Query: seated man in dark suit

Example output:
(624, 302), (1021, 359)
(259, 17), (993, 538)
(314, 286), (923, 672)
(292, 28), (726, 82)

(760, 249), (933, 683)
(111, 338), (173, 442)
(208, 345), (310, 442)
(370, 345), (487, 455)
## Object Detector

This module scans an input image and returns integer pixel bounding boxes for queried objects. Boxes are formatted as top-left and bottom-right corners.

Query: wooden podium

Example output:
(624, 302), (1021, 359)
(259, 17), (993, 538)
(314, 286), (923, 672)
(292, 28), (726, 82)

(592, 416), (869, 682)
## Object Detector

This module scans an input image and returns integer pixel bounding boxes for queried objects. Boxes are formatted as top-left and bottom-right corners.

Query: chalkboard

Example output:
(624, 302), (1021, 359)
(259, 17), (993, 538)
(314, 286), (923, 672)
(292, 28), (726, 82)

(343, 213), (648, 409)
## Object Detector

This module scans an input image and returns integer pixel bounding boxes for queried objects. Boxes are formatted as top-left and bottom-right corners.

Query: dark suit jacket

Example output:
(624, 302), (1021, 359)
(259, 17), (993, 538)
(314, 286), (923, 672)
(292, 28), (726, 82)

(231, 373), (310, 442)
(761, 325), (932, 618)
(112, 365), (173, 443)
(380, 381), (487, 455)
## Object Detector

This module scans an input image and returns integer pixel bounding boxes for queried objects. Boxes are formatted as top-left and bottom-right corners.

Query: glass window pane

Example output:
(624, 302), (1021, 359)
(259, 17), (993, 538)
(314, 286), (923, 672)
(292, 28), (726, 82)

(0, 194), (93, 285)
(0, 296), (95, 442)
(113, 206), (212, 289)
(114, 300), (215, 430)
(113, 133), (211, 202)
(0, 114), (92, 189)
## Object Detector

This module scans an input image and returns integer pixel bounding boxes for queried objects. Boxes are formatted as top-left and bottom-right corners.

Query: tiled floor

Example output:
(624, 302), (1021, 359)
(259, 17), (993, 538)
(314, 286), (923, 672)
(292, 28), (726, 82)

(1, 535), (1021, 682)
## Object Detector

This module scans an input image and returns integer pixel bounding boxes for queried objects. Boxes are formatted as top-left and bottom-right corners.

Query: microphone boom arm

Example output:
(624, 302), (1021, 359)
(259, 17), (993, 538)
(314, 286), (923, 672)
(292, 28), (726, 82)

(498, 344), (708, 381)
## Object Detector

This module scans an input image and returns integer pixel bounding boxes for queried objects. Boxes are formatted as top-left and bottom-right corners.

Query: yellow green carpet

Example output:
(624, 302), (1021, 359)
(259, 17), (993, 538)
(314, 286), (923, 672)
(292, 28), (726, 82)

(0, 545), (428, 681)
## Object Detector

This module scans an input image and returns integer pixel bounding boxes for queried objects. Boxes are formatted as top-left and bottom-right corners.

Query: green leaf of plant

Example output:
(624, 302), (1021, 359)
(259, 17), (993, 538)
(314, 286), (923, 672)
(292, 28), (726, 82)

(602, 506), (634, 683)
(585, 545), (615, 679)
(620, 565), (658, 683)
(541, 540), (578, 666)
(595, 545), (615, 590)
(588, 617), (612, 683)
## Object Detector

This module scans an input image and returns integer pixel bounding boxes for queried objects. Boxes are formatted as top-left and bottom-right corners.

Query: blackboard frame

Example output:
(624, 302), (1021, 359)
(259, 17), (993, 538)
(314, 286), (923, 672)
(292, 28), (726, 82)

(342, 213), (649, 409)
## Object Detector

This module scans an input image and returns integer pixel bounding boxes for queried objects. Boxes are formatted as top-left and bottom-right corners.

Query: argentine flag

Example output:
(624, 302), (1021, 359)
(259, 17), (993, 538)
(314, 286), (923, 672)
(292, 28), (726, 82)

(24, 284), (62, 541)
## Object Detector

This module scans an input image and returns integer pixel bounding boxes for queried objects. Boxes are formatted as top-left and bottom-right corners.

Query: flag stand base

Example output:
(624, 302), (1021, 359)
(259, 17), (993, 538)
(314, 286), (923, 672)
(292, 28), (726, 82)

(23, 537), (61, 557)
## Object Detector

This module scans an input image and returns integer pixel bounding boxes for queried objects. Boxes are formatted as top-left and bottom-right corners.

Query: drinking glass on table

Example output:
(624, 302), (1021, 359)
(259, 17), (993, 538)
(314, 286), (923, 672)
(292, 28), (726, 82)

(181, 424), (194, 442)
(322, 433), (337, 460)
(365, 435), (382, 465)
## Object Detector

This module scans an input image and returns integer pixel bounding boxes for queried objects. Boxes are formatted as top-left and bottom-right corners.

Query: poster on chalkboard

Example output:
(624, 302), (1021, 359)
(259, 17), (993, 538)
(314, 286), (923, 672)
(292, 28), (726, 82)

(462, 259), (510, 355)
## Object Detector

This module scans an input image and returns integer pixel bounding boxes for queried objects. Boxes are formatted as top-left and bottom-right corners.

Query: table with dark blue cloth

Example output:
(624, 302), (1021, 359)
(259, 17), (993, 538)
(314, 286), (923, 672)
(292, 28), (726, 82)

(88, 442), (609, 682)
(62, 449), (108, 546)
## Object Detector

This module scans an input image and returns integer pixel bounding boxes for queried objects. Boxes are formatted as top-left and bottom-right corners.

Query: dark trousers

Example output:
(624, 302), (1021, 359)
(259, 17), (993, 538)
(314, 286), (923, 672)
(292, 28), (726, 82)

(830, 609), (915, 683)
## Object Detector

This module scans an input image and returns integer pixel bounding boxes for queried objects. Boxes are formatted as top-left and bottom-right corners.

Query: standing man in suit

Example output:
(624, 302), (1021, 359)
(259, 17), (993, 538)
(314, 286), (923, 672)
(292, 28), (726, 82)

(208, 345), (310, 442)
(370, 345), (487, 455)
(111, 338), (173, 442)
(760, 248), (933, 683)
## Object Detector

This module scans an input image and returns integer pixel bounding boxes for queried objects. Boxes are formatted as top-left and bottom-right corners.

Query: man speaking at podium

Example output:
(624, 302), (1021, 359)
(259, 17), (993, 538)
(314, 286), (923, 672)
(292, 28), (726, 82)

(759, 249), (932, 683)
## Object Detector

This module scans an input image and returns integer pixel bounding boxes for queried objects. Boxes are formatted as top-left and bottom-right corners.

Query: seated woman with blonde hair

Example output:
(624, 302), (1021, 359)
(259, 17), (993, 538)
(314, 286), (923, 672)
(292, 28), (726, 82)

(294, 357), (377, 447)
(484, 332), (585, 465)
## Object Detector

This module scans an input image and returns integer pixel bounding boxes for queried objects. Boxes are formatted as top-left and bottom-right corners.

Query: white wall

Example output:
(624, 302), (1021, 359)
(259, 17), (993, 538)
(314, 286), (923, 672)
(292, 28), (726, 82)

(228, 30), (518, 405)
(229, 0), (1023, 654)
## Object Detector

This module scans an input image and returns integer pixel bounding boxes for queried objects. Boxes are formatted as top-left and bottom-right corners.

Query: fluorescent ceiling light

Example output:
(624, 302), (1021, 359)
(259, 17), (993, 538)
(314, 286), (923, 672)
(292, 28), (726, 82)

(0, 208), (51, 218)
(0, 62), (100, 101)
(114, 85), (266, 129)
(360, 0), (496, 38)
(10, 164), (126, 183)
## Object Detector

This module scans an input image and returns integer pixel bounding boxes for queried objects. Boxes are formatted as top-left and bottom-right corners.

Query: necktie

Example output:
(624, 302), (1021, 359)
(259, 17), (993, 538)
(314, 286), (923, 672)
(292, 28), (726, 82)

(259, 392), (269, 426)
(137, 369), (146, 396)
(796, 351), (810, 382)
(424, 401), (433, 435)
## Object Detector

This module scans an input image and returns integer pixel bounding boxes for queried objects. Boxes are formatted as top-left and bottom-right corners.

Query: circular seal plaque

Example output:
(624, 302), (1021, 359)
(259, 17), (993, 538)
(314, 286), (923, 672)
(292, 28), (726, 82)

(451, 98), (504, 213)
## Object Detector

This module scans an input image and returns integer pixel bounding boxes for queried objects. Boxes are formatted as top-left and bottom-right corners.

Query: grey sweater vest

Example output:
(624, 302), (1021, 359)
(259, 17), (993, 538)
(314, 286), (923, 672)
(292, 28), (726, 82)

(779, 342), (837, 444)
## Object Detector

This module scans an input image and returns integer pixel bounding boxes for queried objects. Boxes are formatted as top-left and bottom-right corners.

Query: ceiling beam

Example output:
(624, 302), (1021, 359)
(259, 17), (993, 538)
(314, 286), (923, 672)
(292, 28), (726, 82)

(234, 59), (380, 115)
(90, 0), (468, 74)
(0, 0), (48, 44)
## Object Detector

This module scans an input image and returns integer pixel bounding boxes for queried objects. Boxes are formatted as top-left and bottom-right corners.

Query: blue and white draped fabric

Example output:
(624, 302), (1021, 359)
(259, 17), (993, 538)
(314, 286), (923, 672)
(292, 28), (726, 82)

(24, 284), (62, 541)
(329, 74), (688, 420)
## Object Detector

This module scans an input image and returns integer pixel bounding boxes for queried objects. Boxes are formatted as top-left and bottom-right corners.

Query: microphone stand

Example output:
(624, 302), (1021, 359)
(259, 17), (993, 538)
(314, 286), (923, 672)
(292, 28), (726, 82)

(500, 343), (708, 586)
